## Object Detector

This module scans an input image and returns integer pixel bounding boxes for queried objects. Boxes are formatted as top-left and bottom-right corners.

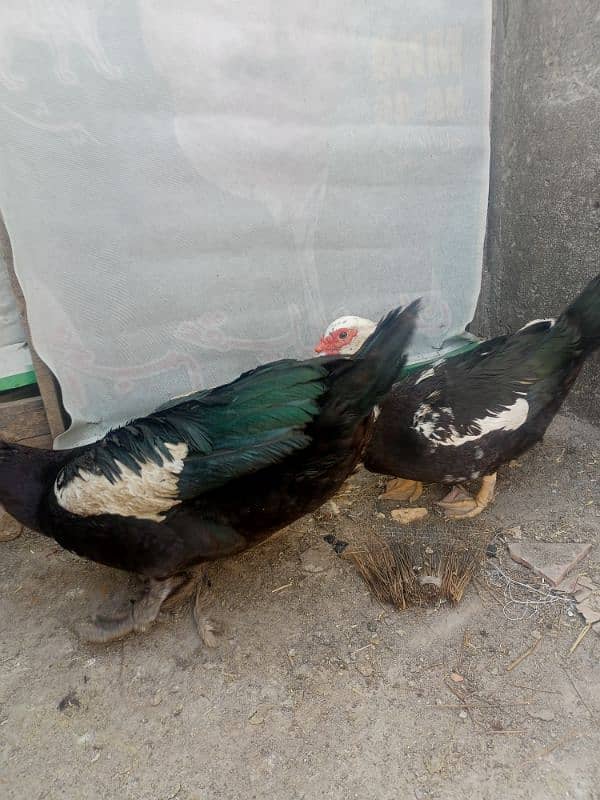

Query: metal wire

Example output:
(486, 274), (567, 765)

(484, 561), (576, 621)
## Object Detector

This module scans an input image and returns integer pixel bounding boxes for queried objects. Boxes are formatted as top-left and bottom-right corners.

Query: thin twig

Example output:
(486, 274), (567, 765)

(271, 582), (293, 594)
(421, 661), (445, 671)
(433, 702), (531, 709)
(508, 683), (561, 695)
(352, 643), (374, 655)
(561, 667), (595, 719)
(456, 629), (469, 672)
(444, 679), (480, 727)
(506, 637), (542, 672)
(568, 623), (592, 655)
(521, 730), (580, 765)
(486, 729), (527, 735)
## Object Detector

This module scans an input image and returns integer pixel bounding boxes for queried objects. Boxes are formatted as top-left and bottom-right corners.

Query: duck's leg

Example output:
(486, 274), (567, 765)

(437, 473), (497, 519)
(379, 477), (424, 503)
(193, 572), (220, 648)
(81, 573), (195, 643)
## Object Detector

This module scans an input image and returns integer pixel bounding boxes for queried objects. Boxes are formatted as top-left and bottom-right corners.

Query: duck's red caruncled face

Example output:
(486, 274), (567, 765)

(314, 327), (358, 354)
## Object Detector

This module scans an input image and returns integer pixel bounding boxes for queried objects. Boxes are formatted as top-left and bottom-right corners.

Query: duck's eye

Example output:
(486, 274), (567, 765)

(339, 331), (348, 340)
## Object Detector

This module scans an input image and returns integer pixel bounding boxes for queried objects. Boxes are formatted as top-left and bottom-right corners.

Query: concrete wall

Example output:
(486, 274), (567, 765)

(473, 0), (600, 424)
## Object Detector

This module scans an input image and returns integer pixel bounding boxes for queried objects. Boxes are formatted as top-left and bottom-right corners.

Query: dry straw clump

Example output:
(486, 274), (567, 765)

(345, 526), (489, 609)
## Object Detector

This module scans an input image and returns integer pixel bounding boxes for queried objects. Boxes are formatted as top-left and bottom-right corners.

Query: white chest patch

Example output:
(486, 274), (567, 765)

(55, 442), (188, 522)
(414, 397), (530, 448)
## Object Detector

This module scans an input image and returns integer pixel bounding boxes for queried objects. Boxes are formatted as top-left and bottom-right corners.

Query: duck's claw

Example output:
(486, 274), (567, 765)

(437, 473), (497, 519)
(79, 574), (193, 644)
(79, 604), (136, 643)
(379, 477), (424, 503)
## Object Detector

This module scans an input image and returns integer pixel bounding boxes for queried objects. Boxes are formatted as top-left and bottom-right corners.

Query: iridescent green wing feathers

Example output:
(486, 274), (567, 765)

(61, 359), (330, 499)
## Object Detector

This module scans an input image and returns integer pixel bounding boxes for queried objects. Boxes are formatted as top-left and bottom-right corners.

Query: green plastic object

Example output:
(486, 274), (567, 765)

(0, 369), (37, 392)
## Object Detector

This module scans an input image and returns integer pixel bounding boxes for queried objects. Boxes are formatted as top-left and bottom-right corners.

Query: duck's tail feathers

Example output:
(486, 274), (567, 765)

(322, 300), (420, 423)
(562, 273), (600, 352)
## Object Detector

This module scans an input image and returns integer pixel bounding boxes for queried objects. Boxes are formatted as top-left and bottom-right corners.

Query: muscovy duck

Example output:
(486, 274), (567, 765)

(0, 302), (418, 642)
(315, 274), (600, 518)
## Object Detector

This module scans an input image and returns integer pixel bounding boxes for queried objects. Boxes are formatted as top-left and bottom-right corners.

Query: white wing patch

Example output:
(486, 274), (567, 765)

(518, 317), (556, 332)
(55, 442), (188, 522)
(414, 397), (529, 448)
(415, 366), (436, 385)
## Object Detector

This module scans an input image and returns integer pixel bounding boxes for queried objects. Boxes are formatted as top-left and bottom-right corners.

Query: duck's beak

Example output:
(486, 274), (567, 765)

(315, 335), (333, 354)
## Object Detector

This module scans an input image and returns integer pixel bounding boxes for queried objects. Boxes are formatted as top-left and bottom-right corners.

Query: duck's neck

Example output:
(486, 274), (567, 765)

(0, 441), (66, 531)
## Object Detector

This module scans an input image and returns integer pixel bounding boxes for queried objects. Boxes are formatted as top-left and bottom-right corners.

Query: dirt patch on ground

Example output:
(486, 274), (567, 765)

(1, 413), (599, 799)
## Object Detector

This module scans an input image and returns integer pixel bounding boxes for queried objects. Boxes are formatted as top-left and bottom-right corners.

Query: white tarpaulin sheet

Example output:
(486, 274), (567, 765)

(0, 1), (491, 447)
(0, 220), (29, 379)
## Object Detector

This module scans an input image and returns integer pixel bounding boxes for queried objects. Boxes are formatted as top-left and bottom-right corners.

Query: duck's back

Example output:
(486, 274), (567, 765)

(364, 317), (587, 484)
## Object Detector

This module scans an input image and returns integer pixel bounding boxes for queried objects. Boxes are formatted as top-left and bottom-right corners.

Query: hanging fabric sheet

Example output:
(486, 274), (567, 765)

(0, 1), (491, 447)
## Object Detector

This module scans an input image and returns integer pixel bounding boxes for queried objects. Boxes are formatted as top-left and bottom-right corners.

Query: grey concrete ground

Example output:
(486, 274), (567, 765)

(1, 412), (599, 800)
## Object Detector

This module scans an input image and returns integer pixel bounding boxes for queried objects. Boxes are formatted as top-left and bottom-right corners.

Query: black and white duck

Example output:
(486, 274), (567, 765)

(0, 302), (418, 642)
(315, 274), (600, 518)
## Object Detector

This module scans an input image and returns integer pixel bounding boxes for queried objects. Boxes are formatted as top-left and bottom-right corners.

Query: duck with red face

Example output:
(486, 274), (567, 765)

(315, 274), (600, 519)
(315, 317), (376, 356)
